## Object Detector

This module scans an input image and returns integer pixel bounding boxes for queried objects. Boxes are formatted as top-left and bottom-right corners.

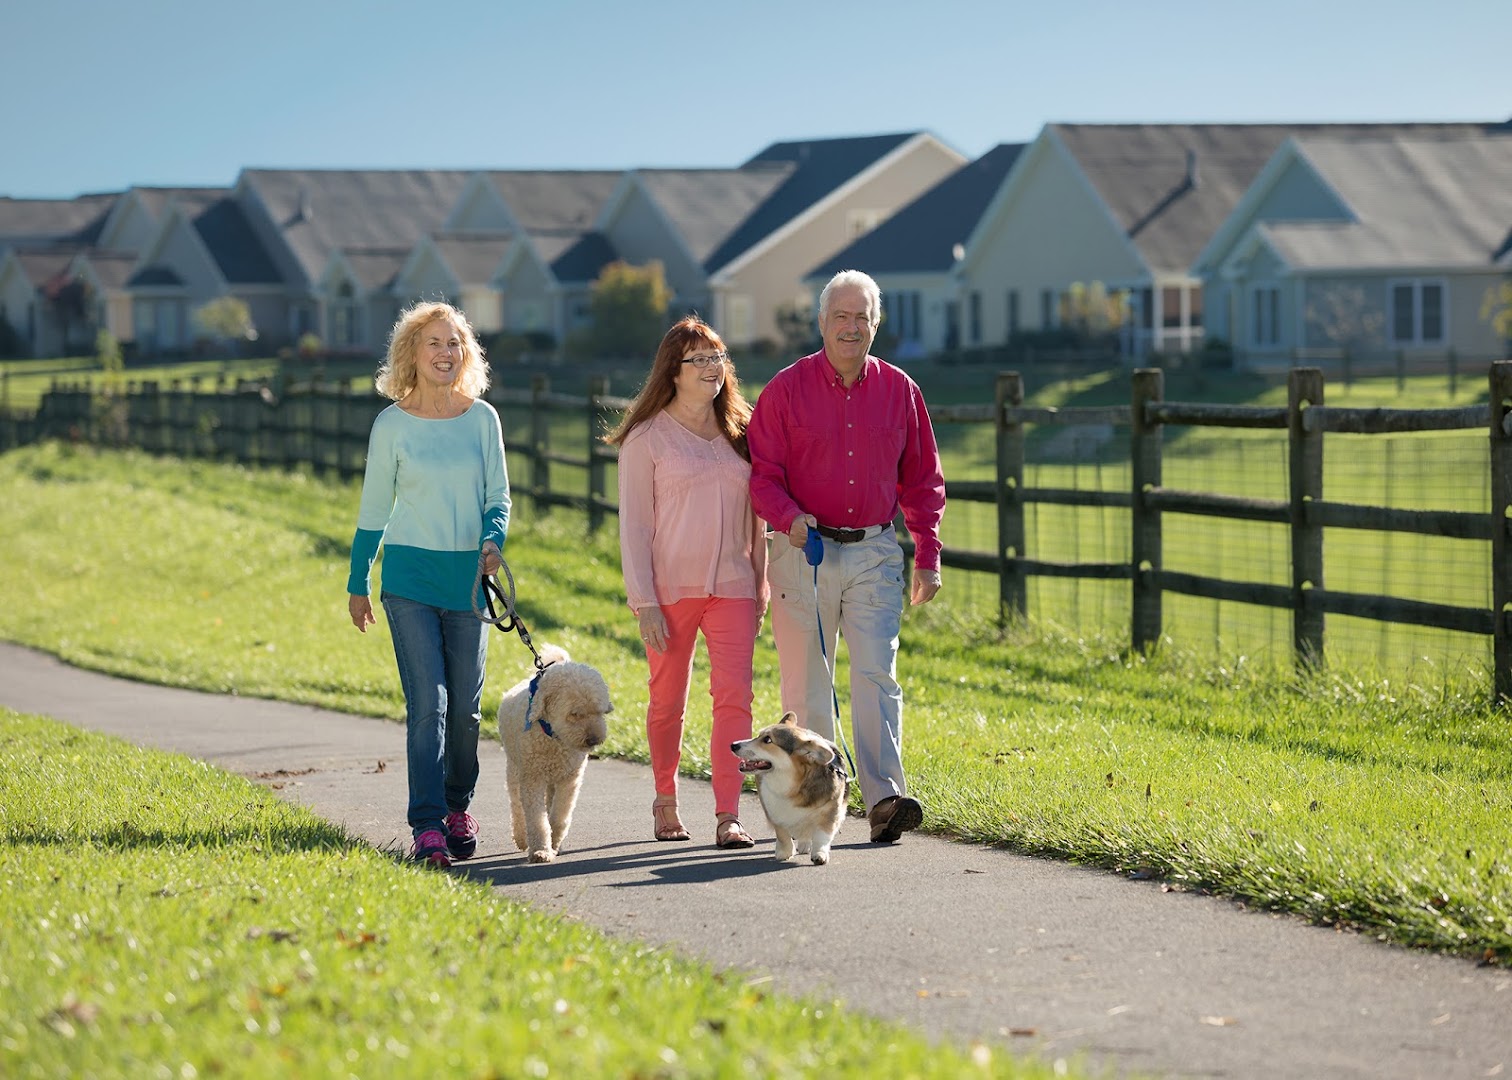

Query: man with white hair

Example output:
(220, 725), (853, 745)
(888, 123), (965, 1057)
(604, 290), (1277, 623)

(747, 269), (946, 843)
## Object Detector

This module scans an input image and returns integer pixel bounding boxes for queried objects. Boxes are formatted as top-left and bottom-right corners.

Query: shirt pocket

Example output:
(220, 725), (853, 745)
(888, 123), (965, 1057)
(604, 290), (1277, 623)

(791, 426), (837, 481)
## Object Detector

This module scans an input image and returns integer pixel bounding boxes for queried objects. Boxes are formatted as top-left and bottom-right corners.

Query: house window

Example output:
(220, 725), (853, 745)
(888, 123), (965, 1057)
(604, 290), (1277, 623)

(331, 281), (359, 347)
(1252, 284), (1281, 347)
(1162, 287), (1183, 329)
(726, 295), (752, 344)
(969, 291), (982, 345)
(1007, 290), (1020, 337)
(1389, 279), (1446, 346)
(885, 289), (921, 341)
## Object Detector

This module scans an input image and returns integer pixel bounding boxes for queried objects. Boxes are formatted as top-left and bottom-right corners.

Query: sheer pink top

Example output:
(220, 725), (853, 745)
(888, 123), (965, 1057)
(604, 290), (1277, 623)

(617, 410), (769, 613)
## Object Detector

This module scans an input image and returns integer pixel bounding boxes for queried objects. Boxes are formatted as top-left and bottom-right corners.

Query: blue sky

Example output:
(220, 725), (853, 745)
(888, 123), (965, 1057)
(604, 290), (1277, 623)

(4, 0), (1507, 199)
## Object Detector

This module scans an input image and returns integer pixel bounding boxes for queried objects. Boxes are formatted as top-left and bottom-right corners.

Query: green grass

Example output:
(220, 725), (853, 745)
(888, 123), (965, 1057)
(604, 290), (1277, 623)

(0, 441), (1508, 970)
(0, 710), (1061, 1079)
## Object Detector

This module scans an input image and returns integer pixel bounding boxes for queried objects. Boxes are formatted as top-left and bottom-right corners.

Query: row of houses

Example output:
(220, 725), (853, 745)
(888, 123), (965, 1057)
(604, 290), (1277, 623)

(4, 120), (1511, 369)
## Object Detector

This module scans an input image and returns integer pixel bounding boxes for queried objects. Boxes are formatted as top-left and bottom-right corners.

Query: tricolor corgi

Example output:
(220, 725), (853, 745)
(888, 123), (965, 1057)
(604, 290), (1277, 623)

(731, 712), (847, 865)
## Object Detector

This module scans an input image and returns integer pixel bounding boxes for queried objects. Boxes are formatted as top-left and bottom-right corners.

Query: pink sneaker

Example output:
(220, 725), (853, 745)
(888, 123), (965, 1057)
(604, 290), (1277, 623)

(411, 829), (452, 867)
(444, 811), (478, 860)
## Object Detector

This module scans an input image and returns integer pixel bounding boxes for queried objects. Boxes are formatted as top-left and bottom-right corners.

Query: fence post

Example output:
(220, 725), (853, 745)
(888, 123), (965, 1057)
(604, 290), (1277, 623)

(996, 372), (1025, 626)
(1130, 368), (1163, 653)
(531, 375), (550, 514)
(1490, 362), (1512, 704)
(1289, 367), (1325, 670)
(587, 376), (609, 535)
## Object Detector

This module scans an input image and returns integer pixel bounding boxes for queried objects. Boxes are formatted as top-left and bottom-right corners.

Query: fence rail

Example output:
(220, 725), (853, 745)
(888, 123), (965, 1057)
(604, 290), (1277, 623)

(9, 363), (1512, 702)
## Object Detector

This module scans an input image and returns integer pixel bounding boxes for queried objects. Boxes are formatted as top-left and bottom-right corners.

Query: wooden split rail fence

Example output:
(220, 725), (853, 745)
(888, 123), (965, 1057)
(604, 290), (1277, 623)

(14, 364), (1512, 701)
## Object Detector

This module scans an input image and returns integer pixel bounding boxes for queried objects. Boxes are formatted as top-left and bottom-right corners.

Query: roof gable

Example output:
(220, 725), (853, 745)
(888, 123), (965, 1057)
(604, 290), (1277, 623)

(808, 142), (1026, 279)
(706, 132), (921, 271)
(1052, 121), (1504, 274)
(238, 168), (473, 282)
(0, 193), (118, 247)
(630, 166), (794, 267)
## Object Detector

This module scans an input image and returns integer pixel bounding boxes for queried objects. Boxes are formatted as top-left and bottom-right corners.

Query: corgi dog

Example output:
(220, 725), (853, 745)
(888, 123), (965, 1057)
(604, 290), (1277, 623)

(731, 712), (848, 865)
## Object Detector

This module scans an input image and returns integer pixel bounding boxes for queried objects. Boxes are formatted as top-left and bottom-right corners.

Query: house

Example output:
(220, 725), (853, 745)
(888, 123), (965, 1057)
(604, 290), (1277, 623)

(0, 247), (88, 355)
(600, 133), (967, 349)
(804, 142), (1025, 357)
(0, 192), (119, 355)
(952, 122), (1500, 361)
(444, 170), (624, 343)
(234, 168), (473, 347)
(1192, 132), (1512, 370)
(127, 191), (284, 353)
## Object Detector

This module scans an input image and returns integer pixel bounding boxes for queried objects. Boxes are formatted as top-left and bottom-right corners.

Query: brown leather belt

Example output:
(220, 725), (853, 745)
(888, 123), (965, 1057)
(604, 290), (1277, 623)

(815, 522), (893, 544)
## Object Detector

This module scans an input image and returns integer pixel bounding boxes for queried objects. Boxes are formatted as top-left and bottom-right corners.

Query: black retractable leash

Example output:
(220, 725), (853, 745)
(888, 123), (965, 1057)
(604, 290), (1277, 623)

(473, 554), (559, 736)
(806, 526), (856, 783)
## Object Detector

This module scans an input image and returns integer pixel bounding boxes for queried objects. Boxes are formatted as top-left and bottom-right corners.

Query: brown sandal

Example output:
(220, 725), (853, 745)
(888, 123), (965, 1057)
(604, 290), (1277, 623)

(653, 796), (690, 842)
(715, 813), (755, 849)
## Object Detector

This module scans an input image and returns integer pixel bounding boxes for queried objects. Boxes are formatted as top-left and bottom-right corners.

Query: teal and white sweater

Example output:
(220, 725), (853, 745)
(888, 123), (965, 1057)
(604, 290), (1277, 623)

(347, 400), (511, 611)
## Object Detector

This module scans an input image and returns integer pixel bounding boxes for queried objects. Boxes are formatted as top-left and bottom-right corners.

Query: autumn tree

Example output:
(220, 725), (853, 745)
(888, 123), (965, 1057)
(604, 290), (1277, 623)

(193, 296), (257, 353)
(584, 261), (671, 358)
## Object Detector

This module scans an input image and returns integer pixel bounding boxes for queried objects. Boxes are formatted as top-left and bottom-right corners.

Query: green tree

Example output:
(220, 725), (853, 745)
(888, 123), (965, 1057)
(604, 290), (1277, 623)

(1482, 280), (1512, 357)
(586, 261), (671, 358)
(193, 296), (257, 352)
(1058, 281), (1128, 339)
(95, 329), (123, 376)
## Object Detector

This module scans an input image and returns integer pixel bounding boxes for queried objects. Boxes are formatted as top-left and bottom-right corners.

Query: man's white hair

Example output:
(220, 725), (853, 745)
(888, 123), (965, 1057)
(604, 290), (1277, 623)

(818, 269), (881, 323)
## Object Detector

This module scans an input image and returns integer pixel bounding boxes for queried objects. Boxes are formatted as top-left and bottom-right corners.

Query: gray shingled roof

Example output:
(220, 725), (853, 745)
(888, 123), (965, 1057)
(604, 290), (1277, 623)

(482, 170), (622, 231)
(633, 166), (794, 265)
(431, 233), (515, 286)
(808, 142), (1026, 278)
(1052, 122), (1504, 274)
(8, 247), (81, 286)
(0, 193), (118, 246)
(337, 247), (410, 291)
(77, 250), (139, 290)
(131, 186), (230, 223)
(240, 169), (472, 285)
(1258, 134), (1512, 270)
(705, 133), (921, 272)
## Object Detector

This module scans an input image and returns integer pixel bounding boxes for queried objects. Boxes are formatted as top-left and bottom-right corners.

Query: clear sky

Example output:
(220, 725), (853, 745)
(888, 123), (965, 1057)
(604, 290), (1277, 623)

(3, 0), (1507, 199)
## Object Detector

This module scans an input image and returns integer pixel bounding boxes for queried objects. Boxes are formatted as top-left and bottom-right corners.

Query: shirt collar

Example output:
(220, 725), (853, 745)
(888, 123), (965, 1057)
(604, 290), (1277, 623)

(813, 348), (873, 387)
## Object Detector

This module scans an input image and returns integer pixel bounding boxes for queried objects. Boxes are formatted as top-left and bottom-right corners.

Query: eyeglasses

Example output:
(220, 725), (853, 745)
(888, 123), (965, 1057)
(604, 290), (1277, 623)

(681, 352), (728, 369)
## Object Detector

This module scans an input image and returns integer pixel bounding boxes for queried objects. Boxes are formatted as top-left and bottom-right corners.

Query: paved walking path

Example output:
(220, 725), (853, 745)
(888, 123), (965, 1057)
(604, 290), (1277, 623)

(2, 640), (1508, 1079)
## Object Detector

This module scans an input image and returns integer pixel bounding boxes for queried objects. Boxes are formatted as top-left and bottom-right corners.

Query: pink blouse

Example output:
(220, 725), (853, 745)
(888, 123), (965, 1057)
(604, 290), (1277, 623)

(617, 410), (769, 613)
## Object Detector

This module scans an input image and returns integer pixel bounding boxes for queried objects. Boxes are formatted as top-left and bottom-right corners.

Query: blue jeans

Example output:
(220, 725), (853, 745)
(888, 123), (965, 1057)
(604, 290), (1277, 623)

(380, 593), (486, 838)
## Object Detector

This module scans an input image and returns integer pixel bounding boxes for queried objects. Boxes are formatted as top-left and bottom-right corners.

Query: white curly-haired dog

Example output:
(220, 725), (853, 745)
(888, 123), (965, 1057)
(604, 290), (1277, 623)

(497, 645), (612, 864)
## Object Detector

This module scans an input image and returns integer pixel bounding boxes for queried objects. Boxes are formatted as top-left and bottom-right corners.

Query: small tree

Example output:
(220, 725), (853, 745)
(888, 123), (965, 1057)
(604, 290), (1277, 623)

(95, 329), (123, 376)
(1058, 281), (1128, 340)
(586, 261), (671, 358)
(1306, 284), (1385, 357)
(193, 296), (257, 355)
(1481, 280), (1512, 358)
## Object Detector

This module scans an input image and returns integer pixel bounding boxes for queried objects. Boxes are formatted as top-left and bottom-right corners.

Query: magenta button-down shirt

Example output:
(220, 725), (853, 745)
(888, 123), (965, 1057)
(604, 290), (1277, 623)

(748, 350), (945, 572)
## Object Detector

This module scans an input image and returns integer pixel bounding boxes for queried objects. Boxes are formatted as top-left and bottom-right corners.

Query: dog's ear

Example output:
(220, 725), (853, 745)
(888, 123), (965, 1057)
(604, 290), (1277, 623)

(779, 711), (799, 728)
(799, 741), (834, 765)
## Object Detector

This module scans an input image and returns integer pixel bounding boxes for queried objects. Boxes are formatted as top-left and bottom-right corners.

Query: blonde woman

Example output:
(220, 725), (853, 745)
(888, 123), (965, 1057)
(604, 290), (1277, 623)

(606, 316), (768, 848)
(347, 301), (511, 867)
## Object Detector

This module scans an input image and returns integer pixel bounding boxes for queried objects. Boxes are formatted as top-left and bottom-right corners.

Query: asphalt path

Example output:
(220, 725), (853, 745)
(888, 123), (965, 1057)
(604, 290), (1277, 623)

(2, 640), (1508, 1079)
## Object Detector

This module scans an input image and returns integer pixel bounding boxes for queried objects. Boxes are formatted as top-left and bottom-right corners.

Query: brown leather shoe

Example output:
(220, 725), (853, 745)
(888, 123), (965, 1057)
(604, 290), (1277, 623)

(868, 795), (923, 843)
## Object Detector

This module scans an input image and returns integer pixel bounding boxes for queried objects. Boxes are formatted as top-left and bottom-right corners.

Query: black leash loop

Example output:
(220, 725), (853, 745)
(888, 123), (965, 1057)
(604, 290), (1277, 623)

(473, 554), (546, 674)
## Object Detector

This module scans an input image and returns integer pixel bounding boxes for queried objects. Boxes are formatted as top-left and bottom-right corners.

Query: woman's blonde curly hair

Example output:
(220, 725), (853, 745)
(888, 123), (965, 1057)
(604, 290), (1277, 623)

(374, 301), (490, 401)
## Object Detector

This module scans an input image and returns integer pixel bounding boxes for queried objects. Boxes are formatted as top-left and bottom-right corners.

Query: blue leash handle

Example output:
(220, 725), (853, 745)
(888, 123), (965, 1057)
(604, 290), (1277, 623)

(806, 527), (856, 782)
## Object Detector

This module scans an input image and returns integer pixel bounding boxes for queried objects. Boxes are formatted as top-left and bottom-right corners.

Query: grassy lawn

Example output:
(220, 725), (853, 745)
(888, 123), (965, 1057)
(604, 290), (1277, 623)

(0, 441), (1508, 974)
(0, 709), (1058, 1079)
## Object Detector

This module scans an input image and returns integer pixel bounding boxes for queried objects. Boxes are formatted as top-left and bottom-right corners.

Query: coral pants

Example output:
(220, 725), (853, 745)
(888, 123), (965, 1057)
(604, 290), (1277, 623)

(643, 595), (757, 817)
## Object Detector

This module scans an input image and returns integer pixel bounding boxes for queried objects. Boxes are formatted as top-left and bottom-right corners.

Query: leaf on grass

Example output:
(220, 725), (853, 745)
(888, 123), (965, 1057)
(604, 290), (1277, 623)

(336, 929), (376, 948)
(1105, 772), (1115, 787)
(246, 926), (298, 943)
